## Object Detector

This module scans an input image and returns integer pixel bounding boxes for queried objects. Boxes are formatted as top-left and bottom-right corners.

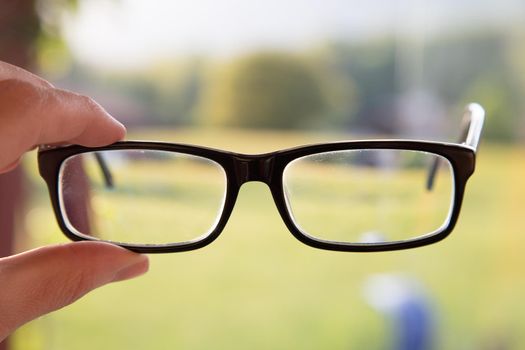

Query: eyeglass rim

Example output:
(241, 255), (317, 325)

(38, 138), (476, 253)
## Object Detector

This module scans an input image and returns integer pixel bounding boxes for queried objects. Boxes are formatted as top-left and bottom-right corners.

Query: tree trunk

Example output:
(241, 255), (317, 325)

(0, 1), (40, 349)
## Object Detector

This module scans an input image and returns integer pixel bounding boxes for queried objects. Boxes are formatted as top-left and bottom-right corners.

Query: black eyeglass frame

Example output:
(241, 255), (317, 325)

(38, 104), (484, 253)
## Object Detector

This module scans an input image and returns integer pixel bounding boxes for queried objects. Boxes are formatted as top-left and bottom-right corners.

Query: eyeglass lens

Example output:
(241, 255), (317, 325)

(58, 150), (227, 245)
(283, 149), (454, 244)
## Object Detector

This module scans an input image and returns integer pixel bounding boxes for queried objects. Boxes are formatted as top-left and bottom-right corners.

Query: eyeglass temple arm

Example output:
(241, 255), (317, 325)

(462, 103), (485, 150)
(94, 152), (114, 189)
(426, 103), (485, 191)
(38, 145), (114, 189)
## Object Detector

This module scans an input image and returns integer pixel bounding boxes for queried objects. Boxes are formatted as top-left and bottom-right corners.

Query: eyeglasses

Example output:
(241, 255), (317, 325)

(38, 104), (484, 253)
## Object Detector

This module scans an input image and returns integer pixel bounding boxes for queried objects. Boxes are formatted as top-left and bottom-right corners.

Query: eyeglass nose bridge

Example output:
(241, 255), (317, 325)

(233, 154), (276, 185)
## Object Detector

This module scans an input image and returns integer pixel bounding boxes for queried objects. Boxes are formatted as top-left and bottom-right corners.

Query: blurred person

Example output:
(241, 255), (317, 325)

(0, 60), (149, 343)
(363, 273), (435, 350)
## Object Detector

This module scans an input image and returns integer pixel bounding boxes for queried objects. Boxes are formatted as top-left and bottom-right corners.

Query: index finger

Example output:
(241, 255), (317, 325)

(38, 87), (127, 147)
(0, 79), (126, 172)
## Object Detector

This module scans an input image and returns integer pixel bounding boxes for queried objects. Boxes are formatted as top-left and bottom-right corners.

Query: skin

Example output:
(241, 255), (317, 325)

(0, 61), (149, 342)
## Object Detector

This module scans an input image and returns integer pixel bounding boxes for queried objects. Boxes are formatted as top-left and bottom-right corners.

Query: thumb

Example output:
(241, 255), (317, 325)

(0, 241), (149, 341)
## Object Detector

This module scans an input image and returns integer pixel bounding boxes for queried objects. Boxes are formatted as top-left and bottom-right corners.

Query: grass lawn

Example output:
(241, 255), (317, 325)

(12, 128), (525, 349)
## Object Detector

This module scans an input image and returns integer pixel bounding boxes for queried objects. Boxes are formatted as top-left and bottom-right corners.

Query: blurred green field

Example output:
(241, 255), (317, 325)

(12, 128), (525, 350)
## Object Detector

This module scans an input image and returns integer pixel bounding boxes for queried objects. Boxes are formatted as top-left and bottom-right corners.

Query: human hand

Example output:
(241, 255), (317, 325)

(0, 61), (149, 342)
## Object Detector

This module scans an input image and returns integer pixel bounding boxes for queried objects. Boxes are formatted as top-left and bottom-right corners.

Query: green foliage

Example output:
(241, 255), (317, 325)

(462, 74), (520, 141)
(310, 41), (398, 131)
(36, 0), (78, 78)
(135, 60), (206, 125)
(34, 9), (525, 139)
(200, 52), (326, 129)
(423, 32), (524, 141)
(423, 32), (509, 101)
(306, 48), (360, 127)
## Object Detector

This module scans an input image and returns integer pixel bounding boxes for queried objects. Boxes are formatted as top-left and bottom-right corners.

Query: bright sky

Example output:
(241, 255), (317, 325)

(62, 0), (524, 69)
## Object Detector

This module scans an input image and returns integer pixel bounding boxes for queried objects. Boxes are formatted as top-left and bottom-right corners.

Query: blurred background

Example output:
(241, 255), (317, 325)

(1, 0), (525, 349)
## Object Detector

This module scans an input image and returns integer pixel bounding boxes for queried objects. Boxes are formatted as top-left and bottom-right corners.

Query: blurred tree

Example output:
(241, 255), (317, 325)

(0, 1), (75, 349)
(507, 26), (525, 140)
(313, 41), (399, 134)
(307, 48), (360, 128)
(424, 32), (523, 141)
(35, 0), (77, 79)
(337, 41), (398, 130)
(462, 74), (520, 141)
(64, 59), (207, 126)
(0, 1), (40, 65)
(0, 3), (39, 350)
(200, 52), (326, 129)
(146, 60), (206, 125)
(314, 34), (525, 141)
(423, 33), (506, 102)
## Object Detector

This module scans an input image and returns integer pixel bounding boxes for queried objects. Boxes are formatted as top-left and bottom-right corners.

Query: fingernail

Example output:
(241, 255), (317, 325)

(110, 119), (127, 141)
(116, 121), (127, 140)
(112, 255), (149, 282)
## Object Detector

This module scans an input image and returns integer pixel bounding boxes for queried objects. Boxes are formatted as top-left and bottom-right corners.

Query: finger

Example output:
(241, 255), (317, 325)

(0, 242), (148, 341)
(0, 61), (54, 89)
(37, 87), (127, 146)
(0, 79), (125, 171)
